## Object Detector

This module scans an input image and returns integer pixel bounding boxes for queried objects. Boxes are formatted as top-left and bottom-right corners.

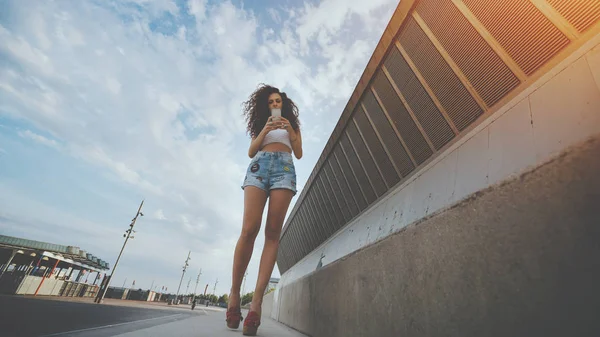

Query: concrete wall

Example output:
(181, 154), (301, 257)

(272, 28), (600, 337)
(104, 287), (129, 300)
(262, 290), (275, 318)
(15, 275), (64, 295)
(273, 33), (600, 321)
(275, 134), (600, 337)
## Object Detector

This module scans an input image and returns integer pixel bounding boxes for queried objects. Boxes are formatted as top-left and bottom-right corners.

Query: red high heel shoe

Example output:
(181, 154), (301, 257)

(226, 307), (243, 329)
(243, 311), (261, 336)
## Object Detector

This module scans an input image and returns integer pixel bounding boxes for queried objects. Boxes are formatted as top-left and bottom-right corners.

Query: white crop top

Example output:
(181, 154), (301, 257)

(260, 128), (292, 150)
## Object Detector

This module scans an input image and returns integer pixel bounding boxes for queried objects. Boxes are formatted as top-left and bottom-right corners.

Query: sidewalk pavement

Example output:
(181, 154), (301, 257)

(115, 309), (307, 337)
(25, 296), (307, 337)
(24, 295), (226, 313)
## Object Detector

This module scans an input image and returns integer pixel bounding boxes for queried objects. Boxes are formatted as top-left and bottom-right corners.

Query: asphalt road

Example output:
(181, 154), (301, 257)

(0, 295), (198, 337)
(0, 295), (307, 337)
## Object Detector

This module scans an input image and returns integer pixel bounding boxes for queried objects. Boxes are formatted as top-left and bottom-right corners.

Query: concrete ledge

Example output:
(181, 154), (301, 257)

(262, 290), (274, 318)
(276, 135), (600, 337)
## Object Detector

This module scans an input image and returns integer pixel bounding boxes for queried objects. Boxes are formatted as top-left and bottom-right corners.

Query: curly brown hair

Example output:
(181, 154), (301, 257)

(242, 84), (300, 138)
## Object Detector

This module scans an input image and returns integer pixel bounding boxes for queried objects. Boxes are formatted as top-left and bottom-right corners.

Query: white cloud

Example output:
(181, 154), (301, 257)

(267, 8), (282, 24)
(70, 143), (163, 195)
(0, 26), (55, 76)
(0, 0), (398, 295)
(106, 77), (122, 95)
(188, 0), (207, 22)
(294, 0), (394, 50)
(129, 0), (179, 17)
(18, 130), (60, 149)
(153, 209), (166, 220)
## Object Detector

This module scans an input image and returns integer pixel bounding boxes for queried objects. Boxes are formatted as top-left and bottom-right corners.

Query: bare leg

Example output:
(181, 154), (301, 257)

(250, 189), (294, 315)
(229, 186), (268, 310)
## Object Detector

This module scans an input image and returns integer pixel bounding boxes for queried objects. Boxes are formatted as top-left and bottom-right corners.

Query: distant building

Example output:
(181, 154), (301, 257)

(265, 277), (279, 294)
(0, 234), (109, 297)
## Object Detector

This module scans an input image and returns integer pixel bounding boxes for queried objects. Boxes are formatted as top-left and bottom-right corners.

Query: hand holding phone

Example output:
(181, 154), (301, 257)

(271, 108), (281, 122)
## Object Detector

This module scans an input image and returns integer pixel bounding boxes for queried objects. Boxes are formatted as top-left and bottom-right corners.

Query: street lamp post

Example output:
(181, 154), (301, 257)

(194, 268), (202, 297)
(95, 200), (144, 304)
(175, 251), (191, 305)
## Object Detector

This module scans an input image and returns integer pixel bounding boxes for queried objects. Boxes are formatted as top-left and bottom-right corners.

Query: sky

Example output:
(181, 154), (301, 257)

(0, 0), (397, 296)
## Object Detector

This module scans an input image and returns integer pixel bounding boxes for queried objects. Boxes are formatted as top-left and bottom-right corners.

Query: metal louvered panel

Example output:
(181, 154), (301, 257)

(346, 122), (388, 196)
(297, 212), (311, 257)
(340, 132), (378, 204)
(373, 71), (433, 165)
(278, 253), (286, 274)
(313, 181), (336, 237)
(295, 210), (307, 251)
(354, 108), (401, 188)
(313, 176), (332, 232)
(363, 89), (415, 177)
(277, 255), (284, 274)
(315, 183), (336, 237)
(462, 0), (570, 75)
(296, 210), (309, 255)
(318, 174), (344, 229)
(385, 47), (455, 149)
(547, 0), (600, 32)
(306, 191), (327, 246)
(323, 161), (351, 222)
(334, 144), (368, 211)
(277, 239), (285, 270)
(305, 207), (319, 253)
(303, 193), (319, 244)
(300, 209), (315, 254)
(326, 169), (348, 228)
(286, 252), (292, 271)
(320, 176), (341, 236)
(310, 190), (327, 244)
(307, 191), (326, 242)
(306, 194), (323, 244)
(292, 221), (303, 262)
(311, 181), (331, 236)
(399, 17), (484, 131)
(292, 212), (304, 253)
(416, 0), (520, 107)
(301, 197), (318, 247)
(301, 207), (317, 252)
(283, 241), (291, 271)
(292, 220), (303, 262)
(287, 222), (297, 265)
(280, 239), (290, 271)
(278, 0), (600, 273)
(329, 152), (360, 218)
(281, 227), (291, 270)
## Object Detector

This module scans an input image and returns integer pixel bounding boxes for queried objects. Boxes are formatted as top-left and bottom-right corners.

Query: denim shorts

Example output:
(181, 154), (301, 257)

(242, 151), (297, 195)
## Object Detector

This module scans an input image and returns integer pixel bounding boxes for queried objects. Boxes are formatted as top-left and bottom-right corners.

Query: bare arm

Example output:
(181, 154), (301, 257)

(248, 134), (266, 158)
(248, 116), (277, 158)
(288, 127), (303, 159)
(279, 117), (303, 159)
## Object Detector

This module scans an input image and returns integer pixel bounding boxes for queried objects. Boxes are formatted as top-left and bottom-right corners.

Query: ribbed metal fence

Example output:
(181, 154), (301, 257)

(277, 0), (599, 273)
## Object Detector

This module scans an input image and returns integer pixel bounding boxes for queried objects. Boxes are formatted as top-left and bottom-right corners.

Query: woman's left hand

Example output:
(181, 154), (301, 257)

(277, 117), (292, 131)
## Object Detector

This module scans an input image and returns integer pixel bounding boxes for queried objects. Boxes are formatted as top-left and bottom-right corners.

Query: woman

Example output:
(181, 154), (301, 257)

(227, 84), (303, 336)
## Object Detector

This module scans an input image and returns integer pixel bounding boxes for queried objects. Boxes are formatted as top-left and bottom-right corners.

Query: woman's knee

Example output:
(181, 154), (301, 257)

(240, 225), (260, 241)
(264, 224), (281, 241)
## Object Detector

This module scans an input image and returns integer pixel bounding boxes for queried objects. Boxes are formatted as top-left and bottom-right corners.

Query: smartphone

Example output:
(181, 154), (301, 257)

(271, 108), (281, 121)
